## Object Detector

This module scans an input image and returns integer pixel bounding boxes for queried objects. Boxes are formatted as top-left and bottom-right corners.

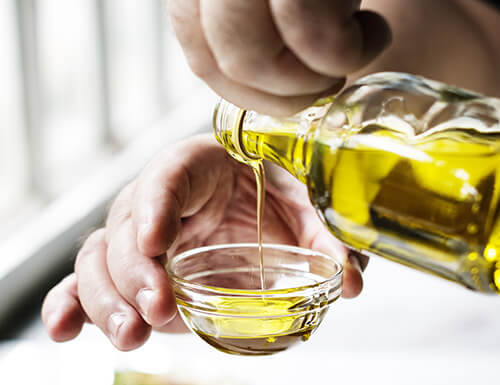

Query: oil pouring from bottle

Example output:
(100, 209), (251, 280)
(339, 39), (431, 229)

(215, 72), (500, 294)
(230, 109), (266, 290)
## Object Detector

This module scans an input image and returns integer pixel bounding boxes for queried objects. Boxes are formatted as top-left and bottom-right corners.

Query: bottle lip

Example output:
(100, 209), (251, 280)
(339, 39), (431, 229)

(213, 99), (261, 162)
(213, 99), (243, 144)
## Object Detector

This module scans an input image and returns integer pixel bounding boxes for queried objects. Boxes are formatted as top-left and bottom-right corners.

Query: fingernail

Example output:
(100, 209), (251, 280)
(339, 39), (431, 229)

(348, 253), (362, 272)
(108, 313), (127, 344)
(136, 289), (155, 324)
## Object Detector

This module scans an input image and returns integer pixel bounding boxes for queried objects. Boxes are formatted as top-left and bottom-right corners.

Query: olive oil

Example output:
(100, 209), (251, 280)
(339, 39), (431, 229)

(214, 72), (500, 293)
(169, 242), (342, 356)
(230, 109), (267, 290)
(254, 161), (266, 290)
(177, 275), (331, 356)
(312, 127), (500, 292)
(194, 325), (317, 356)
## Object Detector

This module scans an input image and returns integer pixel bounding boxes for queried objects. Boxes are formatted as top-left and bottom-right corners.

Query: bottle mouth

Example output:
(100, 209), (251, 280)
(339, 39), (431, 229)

(213, 99), (243, 146)
(213, 99), (260, 162)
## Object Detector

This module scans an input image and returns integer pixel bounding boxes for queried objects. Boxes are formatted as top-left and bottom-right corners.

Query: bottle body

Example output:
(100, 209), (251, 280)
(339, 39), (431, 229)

(214, 72), (500, 293)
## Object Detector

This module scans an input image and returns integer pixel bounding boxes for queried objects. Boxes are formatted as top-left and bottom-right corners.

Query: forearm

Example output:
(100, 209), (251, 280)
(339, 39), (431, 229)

(356, 0), (500, 97)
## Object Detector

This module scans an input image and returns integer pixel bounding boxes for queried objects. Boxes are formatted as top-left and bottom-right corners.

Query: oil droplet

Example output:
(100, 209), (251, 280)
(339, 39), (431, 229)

(472, 203), (481, 214)
(468, 252), (478, 261)
(467, 223), (478, 234)
(471, 267), (479, 275)
(266, 336), (276, 343)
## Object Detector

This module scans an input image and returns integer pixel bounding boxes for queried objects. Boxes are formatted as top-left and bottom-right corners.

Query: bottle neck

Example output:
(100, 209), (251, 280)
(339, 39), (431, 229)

(213, 100), (328, 184)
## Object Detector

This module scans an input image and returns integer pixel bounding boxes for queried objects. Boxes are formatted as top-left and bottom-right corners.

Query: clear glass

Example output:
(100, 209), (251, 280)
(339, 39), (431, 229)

(166, 243), (343, 356)
(214, 72), (500, 293)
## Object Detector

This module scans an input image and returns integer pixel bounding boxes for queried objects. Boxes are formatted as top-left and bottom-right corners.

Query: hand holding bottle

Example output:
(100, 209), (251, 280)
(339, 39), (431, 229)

(41, 135), (364, 351)
(168, 0), (391, 116)
(169, 0), (500, 114)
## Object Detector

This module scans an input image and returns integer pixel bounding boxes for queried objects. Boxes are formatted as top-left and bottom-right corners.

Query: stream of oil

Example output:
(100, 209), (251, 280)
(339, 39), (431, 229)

(231, 110), (266, 289)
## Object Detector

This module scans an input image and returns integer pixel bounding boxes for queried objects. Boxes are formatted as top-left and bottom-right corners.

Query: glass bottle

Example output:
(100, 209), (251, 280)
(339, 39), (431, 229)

(213, 72), (500, 294)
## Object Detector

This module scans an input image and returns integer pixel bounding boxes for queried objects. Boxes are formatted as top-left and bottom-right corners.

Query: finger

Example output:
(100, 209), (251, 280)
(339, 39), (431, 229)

(75, 229), (151, 351)
(343, 252), (365, 298)
(106, 219), (177, 328)
(200, 0), (343, 96)
(207, 70), (343, 116)
(298, 205), (364, 298)
(309, 229), (364, 299)
(132, 135), (234, 257)
(105, 181), (136, 243)
(169, 162), (241, 255)
(168, 0), (341, 115)
(348, 249), (369, 272)
(270, 0), (392, 76)
(42, 274), (86, 342)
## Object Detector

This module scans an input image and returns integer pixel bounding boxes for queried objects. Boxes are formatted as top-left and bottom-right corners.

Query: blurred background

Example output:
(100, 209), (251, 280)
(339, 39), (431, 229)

(0, 1), (499, 384)
(0, 0), (206, 234)
(0, 0), (215, 332)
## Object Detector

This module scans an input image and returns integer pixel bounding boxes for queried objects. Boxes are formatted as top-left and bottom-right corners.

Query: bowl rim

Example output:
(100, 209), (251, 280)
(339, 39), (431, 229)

(166, 243), (343, 296)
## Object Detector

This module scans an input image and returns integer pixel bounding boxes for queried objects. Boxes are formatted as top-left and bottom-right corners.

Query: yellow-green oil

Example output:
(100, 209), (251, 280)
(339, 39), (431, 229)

(217, 122), (500, 293)
(178, 293), (329, 356)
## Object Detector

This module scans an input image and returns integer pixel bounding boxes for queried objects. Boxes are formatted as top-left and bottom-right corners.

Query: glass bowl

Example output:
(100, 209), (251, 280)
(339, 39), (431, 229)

(166, 243), (343, 356)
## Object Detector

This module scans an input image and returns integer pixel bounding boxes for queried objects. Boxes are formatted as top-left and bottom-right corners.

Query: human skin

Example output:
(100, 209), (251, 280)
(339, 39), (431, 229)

(168, 0), (500, 115)
(42, 0), (500, 351)
(42, 136), (365, 350)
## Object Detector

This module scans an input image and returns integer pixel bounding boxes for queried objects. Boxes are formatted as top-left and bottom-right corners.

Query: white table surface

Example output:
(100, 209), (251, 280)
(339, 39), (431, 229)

(1, 257), (499, 385)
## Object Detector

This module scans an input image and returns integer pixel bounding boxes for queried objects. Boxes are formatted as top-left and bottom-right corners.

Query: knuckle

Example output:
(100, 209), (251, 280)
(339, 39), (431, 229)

(89, 286), (115, 309)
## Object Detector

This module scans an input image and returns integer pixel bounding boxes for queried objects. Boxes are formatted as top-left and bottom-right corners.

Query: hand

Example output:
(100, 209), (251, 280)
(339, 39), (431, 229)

(42, 135), (366, 351)
(168, 0), (391, 116)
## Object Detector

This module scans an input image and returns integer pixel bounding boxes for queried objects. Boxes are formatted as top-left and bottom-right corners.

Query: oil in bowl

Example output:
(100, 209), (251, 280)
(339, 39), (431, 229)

(166, 243), (343, 356)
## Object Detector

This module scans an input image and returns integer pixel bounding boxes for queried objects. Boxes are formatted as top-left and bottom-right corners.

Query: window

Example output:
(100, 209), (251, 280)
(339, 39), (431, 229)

(0, 0), (215, 323)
